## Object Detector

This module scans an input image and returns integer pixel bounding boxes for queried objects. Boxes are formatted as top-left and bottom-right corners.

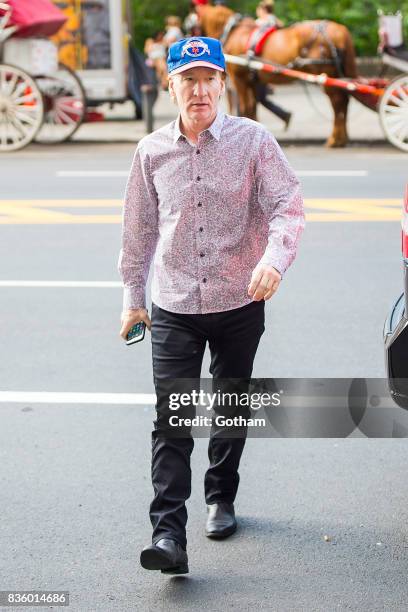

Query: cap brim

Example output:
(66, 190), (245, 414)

(169, 61), (225, 75)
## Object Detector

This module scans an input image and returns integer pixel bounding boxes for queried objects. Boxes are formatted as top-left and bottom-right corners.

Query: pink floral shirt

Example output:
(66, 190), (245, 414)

(118, 110), (305, 314)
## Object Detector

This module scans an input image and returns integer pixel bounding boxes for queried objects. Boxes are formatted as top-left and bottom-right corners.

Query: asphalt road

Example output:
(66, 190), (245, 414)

(1, 140), (408, 611)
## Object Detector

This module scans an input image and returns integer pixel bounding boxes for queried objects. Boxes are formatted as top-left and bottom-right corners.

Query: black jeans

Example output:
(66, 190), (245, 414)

(149, 299), (265, 549)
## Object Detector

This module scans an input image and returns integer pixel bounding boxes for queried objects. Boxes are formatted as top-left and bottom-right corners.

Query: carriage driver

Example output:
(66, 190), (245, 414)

(118, 36), (305, 574)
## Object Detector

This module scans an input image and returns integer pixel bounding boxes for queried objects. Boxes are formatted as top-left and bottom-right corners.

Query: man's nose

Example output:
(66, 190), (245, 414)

(193, 81), (207, 96)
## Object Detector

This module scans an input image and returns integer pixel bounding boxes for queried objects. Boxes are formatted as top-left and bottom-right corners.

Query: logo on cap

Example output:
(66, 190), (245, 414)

(181, 39), (210, 58)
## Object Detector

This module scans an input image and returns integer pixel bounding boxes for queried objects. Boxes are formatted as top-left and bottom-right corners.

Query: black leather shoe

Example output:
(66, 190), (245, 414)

(205, 502), (237, 538)
(140, 538), (189, 574)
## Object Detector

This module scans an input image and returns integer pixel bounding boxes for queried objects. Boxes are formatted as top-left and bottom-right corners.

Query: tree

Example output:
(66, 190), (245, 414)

(130, 0), (408, 56)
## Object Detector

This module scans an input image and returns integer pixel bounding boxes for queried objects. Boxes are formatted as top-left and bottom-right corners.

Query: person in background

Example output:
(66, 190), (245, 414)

(252, 0), (291, 128)
(255, 0), (283, 28)
(184, 0), (210, 36)
(144, 31), (167, 90)
(163, 16), (184, 47)
(183, 2), (202, 37)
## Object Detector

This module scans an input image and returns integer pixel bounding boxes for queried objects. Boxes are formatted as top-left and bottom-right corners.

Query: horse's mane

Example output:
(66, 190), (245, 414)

(199, 5), (235, 39)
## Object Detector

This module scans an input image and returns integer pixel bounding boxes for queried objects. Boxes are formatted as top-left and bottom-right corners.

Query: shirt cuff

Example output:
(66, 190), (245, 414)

(122, 286), (146, 311)
(258, 252), (285, 278)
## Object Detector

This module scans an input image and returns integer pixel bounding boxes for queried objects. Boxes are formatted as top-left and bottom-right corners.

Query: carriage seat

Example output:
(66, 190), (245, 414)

(383, 43), (408, 62)
(379, 13), (408, 63)
(246, 25), (278, 56)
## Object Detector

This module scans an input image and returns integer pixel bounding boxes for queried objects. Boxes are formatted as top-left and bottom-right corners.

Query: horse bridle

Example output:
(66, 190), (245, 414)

(292, 20), (344, 76)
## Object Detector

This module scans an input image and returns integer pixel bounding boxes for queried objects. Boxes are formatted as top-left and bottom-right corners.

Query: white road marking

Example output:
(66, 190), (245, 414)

(56, 171), (128, 177)
(0, 280), (122, 288)
(0, 392), (156, 405)
(295, 170), (368, 177)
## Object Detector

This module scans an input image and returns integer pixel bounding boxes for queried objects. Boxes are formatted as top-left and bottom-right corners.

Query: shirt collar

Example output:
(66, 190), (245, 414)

(173, 110), (225, 144)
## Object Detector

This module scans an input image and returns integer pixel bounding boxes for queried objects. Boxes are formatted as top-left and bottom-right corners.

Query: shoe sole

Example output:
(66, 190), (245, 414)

(205, 523), (237, 539)
(161, 565), (189, 575)
(140, 548), (189, 574)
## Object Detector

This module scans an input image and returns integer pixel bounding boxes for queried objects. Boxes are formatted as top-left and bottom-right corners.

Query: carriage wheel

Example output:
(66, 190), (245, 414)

(379, 74), (408, 153)
(34, 63), (86, 144)
(0, 64), (44, 152)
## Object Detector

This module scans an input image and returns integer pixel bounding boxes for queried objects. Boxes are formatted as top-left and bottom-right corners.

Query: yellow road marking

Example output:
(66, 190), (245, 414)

(306, 198), (401, 222)
(0, 198), (402, 224)
(0, 199), (122, 224)
(0, 200), (123, 207)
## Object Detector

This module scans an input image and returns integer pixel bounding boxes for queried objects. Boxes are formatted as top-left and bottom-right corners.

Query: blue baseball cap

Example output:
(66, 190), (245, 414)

(167, 37), (226, 76)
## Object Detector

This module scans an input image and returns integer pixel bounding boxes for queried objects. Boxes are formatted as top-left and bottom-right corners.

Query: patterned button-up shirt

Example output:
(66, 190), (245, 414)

(118, 110), (305, 314)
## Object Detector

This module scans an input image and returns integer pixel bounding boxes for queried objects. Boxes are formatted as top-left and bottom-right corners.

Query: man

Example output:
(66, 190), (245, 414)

(252, 0), (292, 128)
(118, 36), (305, 575)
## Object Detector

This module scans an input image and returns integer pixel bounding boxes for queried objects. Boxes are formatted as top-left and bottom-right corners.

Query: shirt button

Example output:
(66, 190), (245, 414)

(199, 252), (205, 257)
(198, 202), (202, 207)
(196, 149), (200, 154)
(199, 227), (203, 232)
(196, 176), (201, 181)
(202, 278), (207, 283)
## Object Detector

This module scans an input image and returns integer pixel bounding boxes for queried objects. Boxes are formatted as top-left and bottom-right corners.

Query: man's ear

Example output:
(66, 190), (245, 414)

(168, 77), (175, 101)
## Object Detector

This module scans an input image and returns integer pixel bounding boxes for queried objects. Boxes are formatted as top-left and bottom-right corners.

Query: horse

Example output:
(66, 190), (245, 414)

(197, 5), (358, 147)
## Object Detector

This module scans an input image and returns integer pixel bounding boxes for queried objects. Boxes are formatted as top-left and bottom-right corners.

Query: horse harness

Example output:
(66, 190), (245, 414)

(220, 15), (344, 77)
(220, 13), (244, 46)
(291, 20), (344, 77)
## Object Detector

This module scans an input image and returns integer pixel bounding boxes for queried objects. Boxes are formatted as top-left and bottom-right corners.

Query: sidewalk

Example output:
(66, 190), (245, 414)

(72, 83), (386, 145)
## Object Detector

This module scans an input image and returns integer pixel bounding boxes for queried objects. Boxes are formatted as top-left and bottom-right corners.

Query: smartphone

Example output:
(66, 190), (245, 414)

(126, 321), (146, 345)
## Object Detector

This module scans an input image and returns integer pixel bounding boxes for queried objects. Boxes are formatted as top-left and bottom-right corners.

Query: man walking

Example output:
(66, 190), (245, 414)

(118, 36), (305, 574)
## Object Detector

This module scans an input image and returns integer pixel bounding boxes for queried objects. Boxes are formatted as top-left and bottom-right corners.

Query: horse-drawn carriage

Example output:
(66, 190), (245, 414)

(0, 0), (90, 150)
(198, 5), (408, 152)
(378, 12), (408, 152)
(0, 0), (156, 151)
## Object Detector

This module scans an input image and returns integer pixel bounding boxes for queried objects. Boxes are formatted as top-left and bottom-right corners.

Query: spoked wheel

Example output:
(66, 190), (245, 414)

(0, 63), (44, 152)
(34, 63), (86, 144)
(379, 74), (408, 153)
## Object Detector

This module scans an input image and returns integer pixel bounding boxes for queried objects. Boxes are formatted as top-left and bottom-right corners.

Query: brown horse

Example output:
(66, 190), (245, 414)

(197, 5), (358, 147)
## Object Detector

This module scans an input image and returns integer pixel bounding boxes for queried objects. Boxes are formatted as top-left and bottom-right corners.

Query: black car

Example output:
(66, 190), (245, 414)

(384, 185), (408, 408)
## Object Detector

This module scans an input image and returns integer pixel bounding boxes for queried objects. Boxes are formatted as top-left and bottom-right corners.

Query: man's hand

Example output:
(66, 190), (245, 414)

(119, 308), (152, 340)
(248, 264), (282, 301)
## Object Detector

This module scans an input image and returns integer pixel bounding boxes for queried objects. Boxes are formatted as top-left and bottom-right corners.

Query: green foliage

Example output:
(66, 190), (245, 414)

(130, 0), (408, 56)
(130, 0), (190, 50)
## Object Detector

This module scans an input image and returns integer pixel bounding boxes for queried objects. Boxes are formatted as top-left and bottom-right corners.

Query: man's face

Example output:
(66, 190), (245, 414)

(169, 66), (225, 123)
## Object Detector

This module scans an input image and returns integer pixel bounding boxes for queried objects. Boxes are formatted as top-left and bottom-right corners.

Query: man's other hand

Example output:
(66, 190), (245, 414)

(247, 264), (282, 301)
(119, 308), (152, 340)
